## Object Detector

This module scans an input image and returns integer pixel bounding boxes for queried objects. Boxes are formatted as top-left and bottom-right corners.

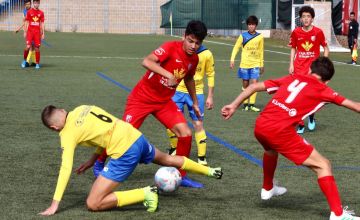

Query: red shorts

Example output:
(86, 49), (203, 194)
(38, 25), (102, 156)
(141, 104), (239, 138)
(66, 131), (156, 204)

(122, 96), (187, 129)
(26, 30), (41, 47)
(254, 123), (314, 165)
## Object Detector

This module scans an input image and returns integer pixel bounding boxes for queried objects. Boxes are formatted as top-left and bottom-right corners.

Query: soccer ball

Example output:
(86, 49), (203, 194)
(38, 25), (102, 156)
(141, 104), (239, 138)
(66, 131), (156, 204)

(154, 167), (182, 192)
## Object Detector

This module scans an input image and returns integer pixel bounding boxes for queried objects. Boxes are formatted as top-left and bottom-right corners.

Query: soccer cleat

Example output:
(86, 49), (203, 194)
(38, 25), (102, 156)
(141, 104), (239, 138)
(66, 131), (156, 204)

(197, 156), (208, 166)
(143, 185), (159, 212)
(208, 167), (223, 179)
(352, 61), (357, 65)
(242, 105), (249, 111)
(180, 176), (204, 188)
(21, 61), (29, 68)
(307, 118), (316, 131)
(297, 126), (305, 134)
(249, 106), (261, 112)
(168, 148), (176, 156)
(330, 206), (360, 220)
(93, 160), (105, 178)
(35, 64), (40, 69)
(261, 184), (287, 200)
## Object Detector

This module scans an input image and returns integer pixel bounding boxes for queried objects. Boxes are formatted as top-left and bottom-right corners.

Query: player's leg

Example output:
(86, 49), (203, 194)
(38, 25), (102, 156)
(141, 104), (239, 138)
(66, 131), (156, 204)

(33, 32), (41, 69)
(297, 120), (305, 134)
(307, 113), (316, 131)
(248, 67), (261, 112)
(22, 32), (32, 68)
(152, 148), (222, 179)
(238, 68), (250, 110)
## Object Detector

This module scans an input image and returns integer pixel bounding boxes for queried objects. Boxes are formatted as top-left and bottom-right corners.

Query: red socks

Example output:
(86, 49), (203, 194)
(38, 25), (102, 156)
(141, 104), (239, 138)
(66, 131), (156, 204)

(35, 51), (40, 64)
(175, 136), (192, 176)
(318, 176), (343, 216)
(262, 153), (278, 190)
(97, 150), (108, 162)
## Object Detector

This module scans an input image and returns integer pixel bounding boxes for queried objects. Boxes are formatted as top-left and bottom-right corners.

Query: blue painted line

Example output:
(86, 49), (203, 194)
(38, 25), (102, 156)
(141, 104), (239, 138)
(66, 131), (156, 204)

(95, 72), (360, 171)
(41, 40), (52, 48)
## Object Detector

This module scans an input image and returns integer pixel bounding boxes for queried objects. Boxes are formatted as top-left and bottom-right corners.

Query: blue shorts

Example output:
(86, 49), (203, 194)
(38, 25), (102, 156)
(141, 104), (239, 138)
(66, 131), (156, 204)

(100, 135), (155, 182)
(237, 67), (260, 80)
(172, 91), (204, 121)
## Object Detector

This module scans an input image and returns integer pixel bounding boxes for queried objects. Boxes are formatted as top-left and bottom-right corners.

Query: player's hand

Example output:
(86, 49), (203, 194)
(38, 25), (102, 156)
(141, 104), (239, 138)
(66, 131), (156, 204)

(15, 30), (19, 34)
(75, 159), (95, 174)
(221, 104), (236, 120)
(23, 32), (26, 39)
(229, 61), (235, 69)
(354, 39), (357, 43)
(193, 104), (203, 120)
(39, 200), (59, 216)
(206, 97), (214, 110)
(288, 64), (294, 74)
(167, 76), (178, 88)
(41, 33), (45, 40)
(260, 67), (264, 75)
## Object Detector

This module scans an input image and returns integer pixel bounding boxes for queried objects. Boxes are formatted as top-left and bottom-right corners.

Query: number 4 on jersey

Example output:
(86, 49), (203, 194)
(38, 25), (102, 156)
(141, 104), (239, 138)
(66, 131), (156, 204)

(285, 80), (307, 103)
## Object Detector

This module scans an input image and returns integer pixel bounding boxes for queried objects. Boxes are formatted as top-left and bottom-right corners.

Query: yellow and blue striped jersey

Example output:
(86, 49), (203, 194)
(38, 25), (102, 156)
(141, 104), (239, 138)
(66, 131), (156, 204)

(53, 105), (141, 201)
(177, 45), (215, 94)
(230, 32), (264, 68)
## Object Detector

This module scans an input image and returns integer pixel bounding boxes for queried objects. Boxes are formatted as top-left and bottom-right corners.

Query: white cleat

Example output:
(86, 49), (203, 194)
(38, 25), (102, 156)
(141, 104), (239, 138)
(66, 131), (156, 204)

(330, 206), (360, 220)
(261, 184), (287, 200)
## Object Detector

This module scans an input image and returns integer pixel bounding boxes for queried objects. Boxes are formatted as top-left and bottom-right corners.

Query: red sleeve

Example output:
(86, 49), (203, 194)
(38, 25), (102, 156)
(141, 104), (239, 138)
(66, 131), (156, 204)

(264, 75), (292, 94)
(152, 42), (173, 63)
(40, 11), (45, 22)
(288, 29), (297, 48)
(25, 10), (31, 21)
(320, 87), (345, 105)
(318, 29), (327, 47)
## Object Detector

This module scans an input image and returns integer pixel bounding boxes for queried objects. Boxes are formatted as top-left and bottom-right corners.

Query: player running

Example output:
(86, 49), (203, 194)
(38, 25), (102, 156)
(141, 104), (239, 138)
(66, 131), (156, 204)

(166, 44), (215, 166)
(93, 20), (208, 188)
(288, 6), (329, 133)
(230, 15), (264, 112)
(22, 0), (44, 69)
(222, 57), (360, 220)
(39, 105), (223, 216)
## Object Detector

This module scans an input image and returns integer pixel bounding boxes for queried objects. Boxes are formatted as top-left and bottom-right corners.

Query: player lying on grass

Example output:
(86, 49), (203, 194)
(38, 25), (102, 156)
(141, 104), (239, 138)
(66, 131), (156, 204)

(39, 105), (223, 216)
(222, 57), (360, 220)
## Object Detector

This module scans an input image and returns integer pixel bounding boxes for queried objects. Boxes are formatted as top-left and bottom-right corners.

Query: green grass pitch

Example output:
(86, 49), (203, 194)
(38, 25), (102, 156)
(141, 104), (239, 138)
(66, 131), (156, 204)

(0, 31), (359, 219)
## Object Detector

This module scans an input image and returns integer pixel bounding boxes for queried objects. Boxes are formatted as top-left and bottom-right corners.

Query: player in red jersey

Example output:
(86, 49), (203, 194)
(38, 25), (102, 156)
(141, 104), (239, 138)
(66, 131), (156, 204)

(93, 20), (208, 188)
(288, 6), (329, 134)
(222, 57), (360, 220)
(22, 0), (44, 69)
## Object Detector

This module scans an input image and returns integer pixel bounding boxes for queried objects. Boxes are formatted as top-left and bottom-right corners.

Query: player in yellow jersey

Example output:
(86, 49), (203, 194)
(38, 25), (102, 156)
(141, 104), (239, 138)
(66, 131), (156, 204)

(166, 45), (215, 166)
(230, 15), (264, 112)
(39, 105), (223, 216)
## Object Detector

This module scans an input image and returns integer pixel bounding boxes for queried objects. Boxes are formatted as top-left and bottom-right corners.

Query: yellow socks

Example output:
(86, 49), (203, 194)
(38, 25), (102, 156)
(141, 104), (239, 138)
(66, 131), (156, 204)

(166, 129), (178, 149)
(27, 50), (35, 63)
(249, 92), (258, 105)
(181, 156), (209, 176)
(114, 188), (145, 207)
(195, 130), (207, 157)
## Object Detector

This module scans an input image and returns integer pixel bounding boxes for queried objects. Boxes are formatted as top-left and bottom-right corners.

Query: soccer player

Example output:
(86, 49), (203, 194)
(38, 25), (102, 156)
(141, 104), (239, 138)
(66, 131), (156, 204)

(39, 105), (223, 216)
(94, 20), (208, 188)
(22, 0), (44, 69)
(166, 44), (215, 166)
(348, 12), (358, 65)
(230, 15), (264, 112)
(15, 0), (36, 66)
(288, 6), (329, 133)
(222, 57), (360, 220)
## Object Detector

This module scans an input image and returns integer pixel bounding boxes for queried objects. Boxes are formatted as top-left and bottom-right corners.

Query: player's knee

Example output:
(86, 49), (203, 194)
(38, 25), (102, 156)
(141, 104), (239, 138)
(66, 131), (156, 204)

(172, 124), (192, 137)
(192, 121), (203, 132)
(86, 198), (100, 211)
(320, 158), (332, 173)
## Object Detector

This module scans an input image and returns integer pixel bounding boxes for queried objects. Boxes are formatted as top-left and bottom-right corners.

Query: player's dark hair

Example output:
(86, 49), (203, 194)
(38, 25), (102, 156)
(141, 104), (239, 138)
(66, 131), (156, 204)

(185, 20), (207, 42)
(24, 0), (31, 4)
(41, 105), (57, 129)
(246, 15), (258, 26)
(350, 12), (355, 16)
(299, 6), (315, 18)
(310, 57), (335, 81)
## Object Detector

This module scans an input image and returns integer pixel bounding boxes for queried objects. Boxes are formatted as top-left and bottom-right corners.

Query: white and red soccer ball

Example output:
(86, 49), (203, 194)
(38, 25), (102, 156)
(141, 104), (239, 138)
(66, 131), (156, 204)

(154, 167), (182, 192)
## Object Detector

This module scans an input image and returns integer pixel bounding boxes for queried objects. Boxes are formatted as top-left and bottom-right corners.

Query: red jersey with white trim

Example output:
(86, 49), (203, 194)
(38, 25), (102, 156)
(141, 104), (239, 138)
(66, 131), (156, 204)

(258, 74), (345, 131)
(26, 8), (45, 32)
(288, 26), (327, 75)
(130, 41), (198, 103)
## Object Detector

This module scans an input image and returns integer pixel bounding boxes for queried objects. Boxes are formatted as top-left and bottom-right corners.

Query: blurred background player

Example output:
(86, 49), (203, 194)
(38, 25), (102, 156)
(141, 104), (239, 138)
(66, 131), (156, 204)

(166, 44), (215, 166)
(15, 0), (36, 67)
(93, 20), (208, 188)
(230, 15), (264, 112)
(22, 0), (45, 69)
(348, 12), (358, 65)
(39, 105), (223, 216)
(288, 6), (329, 134)
(222, 57), (360, 220)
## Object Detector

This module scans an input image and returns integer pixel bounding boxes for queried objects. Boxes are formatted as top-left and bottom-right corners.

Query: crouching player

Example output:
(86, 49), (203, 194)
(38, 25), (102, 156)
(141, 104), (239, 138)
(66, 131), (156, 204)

(39, 105), (223, 216)
(222, 57), (360, 219)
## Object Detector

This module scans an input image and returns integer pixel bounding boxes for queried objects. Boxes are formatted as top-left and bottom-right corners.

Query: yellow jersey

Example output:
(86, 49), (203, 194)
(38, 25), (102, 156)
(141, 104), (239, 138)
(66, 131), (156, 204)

(53, 105), (141, 201)
(177, 45), (215, 94)
(230, 32), (264, 68)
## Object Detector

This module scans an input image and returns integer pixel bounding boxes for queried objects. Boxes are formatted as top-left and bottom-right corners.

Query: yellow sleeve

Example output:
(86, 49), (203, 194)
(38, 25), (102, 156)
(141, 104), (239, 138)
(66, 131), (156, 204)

(230, 35), (243, 62)
(206, 52), (215, 87)
(259, 36), (264, 67)
(53, 138), (76, 201)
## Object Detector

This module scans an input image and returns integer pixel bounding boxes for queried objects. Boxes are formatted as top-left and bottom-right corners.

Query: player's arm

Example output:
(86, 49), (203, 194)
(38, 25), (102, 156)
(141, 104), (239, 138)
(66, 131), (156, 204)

(142, 53), (177, 87)
(23, 20), (29, 38)
(39, 144), (75, 216)
(184, 73), (202, 118)
(230, 35), (243, 69)
(323, 45), (329, 57)
(222, 82), (266, 120)
(340, 99), (360, 113)
(289, 47), (296, 74)
(41, 21), (45, 40)
(259, 36), (265, 74)
(205, 53), (215, 110)
(75, 147), (103, 174)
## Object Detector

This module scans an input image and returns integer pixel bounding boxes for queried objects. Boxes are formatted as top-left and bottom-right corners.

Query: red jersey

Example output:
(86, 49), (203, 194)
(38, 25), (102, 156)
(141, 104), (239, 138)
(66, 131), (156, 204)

(257, 74), (345, 131)
(288, 26), (327, 75)
(26, 8), (45, 32)
(130, 41), (198, 103)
